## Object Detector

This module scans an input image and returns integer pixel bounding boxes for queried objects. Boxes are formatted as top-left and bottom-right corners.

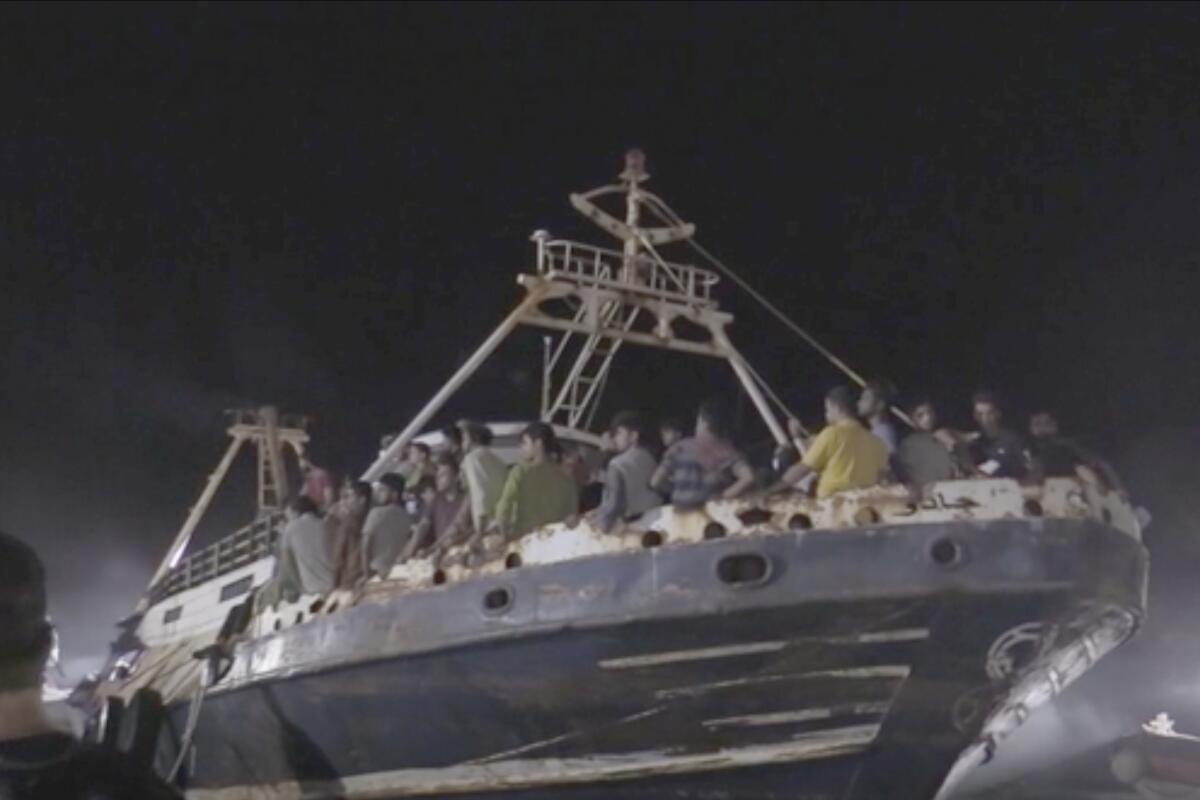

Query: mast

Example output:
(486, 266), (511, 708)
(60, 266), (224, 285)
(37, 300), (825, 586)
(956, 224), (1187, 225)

(142, 407), (309, 601)
(364, 150), (787, 480)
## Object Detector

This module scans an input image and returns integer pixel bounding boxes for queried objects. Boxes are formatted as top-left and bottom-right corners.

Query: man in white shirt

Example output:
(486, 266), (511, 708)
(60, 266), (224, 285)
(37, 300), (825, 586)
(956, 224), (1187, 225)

(455, 421), (508, 537)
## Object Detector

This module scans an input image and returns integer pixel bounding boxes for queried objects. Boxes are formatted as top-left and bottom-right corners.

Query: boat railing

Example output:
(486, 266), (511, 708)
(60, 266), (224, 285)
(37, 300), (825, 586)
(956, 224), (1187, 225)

(534, 237), (719, 306)
(148, 514), (282, 604)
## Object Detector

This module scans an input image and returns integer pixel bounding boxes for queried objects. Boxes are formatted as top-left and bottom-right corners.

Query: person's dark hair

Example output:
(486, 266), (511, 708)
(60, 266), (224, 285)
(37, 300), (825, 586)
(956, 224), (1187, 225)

(865, 378), (896, 405)
(299, 444), (323, 467)
(378, 472), (406, 497)
(440, 425), (463, 450)
(462, 420), (493, 446)
(909, 397), (937, 415)
(434, 453), (460, 472)
(522, 421), (561, 456)
(972, 390), (1001, 410)
(660, 416), (687, 435)
(289, 495), (320, 516)
(0, 531), (52, 688)
(825, 386), (856, 415)
(610, 410), (647, 439)
(410, 442), (432, 457)
(697, 401), (732, 441)
(414, 476), (437, 495)
(350, 481), (373, 503)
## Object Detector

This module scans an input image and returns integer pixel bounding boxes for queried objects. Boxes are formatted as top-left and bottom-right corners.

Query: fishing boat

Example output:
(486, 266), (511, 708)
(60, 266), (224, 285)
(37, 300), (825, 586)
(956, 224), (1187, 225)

(86, 151), (1147, 800)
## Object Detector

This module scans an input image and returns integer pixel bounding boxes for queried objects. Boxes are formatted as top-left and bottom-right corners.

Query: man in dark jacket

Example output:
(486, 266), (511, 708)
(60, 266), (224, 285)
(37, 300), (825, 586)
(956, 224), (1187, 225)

(0, 530), (182, 800)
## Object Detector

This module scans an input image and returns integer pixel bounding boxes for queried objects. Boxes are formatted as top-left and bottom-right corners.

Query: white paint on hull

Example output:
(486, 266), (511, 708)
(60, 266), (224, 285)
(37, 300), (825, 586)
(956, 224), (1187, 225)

(702, 701), (893, 730)
(656, 664), (911, 700)
(598, 641), (788, 669)
(185, 723), (880, 800)
(598, 628), (928, 671)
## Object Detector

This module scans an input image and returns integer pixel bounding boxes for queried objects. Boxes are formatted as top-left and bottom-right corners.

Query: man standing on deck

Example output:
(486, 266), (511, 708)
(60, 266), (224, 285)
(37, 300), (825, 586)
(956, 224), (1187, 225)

(857, 378), (898, 453)
(0, 530), (182, 800)
(276, 496), (336, 598)
(410, 456), (469, 557)
(651, 402), (755, 509)
(492, 422), (578, 538)
(895, 399), (960, 487)
(363, 473), (414, 577)
(967, 392), (1040, 481)
(1028, 409), (1126, 495)
(454, 421), (508, 537)
(770, 386), (888, 498)
(298, 450), (336, 511)
(591, 411), (661, 532)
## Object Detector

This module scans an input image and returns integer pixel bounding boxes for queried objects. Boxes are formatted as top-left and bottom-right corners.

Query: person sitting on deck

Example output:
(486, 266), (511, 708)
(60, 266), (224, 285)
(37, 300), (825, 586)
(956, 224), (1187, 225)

(770, 386), (889, 498)
(651, 401), (755, 509)
(411, 456), (469, 557)
(0, 530), (184, 800)
(330, 480), (372, 589)
(276, 495), (336, 599)
(1028, 410), (1127, 496)
(363, 473), (414, 577)
(858, 378), (899, 454)
(591, 410), (662, 532)
(894, 399), (961, 488)
(491, 422), (579, 539)
(659, 417), (687, 451)
(967, 391), (1041, 481)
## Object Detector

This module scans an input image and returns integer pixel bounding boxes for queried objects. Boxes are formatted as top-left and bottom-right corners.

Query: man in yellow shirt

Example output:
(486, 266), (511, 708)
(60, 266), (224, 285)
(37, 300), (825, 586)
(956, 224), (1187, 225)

(772, 386), (888, 498)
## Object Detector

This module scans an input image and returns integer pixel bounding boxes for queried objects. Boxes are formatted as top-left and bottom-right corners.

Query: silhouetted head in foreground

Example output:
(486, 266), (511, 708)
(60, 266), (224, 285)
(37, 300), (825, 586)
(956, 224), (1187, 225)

(0, 531), (51, 692)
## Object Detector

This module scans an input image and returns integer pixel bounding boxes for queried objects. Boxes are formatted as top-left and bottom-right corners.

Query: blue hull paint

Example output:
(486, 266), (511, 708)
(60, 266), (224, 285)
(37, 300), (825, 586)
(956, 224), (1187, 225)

(160, 520), (1146, 800)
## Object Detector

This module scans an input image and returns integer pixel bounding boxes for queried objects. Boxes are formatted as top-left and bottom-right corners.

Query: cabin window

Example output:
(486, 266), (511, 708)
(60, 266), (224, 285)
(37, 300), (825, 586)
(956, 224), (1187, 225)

(219, 575), (254, 601)
(163, 607), (183, 624)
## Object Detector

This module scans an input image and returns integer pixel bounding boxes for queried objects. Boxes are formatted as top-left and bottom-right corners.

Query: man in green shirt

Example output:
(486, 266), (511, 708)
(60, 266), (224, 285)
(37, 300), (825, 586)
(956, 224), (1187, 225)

(492, 422), (579, 538)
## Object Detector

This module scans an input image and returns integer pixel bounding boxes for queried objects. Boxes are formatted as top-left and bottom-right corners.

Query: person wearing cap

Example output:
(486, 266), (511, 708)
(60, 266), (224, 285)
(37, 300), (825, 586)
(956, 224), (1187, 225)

(0, 530), (182, 799)
(591, 410), (661, 532)
(362, 472), (414, 578)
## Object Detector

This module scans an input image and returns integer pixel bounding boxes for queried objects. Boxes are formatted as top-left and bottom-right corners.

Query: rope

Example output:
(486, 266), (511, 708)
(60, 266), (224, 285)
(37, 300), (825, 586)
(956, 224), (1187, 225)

(167, 663), (211, 782)
(740, 358), (811, 438)
(640, 194), (913, 427)
(687, 236), (915, 428)
(635, 233), (809, 440)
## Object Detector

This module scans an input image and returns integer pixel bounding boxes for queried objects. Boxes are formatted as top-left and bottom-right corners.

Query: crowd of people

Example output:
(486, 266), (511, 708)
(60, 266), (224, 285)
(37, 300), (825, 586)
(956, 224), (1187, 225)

(266, 385), (1125, 601)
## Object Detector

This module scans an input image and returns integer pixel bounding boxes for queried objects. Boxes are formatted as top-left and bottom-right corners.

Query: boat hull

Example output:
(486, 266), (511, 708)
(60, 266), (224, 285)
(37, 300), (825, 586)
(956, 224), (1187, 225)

(162, 518), (1145, 800)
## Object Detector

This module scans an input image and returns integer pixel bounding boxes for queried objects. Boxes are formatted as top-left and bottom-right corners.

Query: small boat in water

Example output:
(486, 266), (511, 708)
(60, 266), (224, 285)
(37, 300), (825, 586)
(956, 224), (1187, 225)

(86, 151), (1147, 800)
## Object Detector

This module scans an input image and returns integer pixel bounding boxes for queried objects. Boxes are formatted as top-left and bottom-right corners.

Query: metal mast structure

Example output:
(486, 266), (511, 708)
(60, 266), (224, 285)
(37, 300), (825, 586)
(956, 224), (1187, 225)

(143, 407), (309, 597)
(364, 150), (786, 481)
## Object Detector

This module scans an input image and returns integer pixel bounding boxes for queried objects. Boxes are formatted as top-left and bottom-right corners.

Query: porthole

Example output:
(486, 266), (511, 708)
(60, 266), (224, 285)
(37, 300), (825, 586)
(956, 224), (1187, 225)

(716, 553), (772, 587)
(642, 530), (664, 549)
(482, 587), (514, 615)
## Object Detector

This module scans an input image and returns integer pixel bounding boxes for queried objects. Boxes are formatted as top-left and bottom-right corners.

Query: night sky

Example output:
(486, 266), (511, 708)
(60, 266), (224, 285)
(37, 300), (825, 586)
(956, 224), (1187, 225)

(3, 2), (1200, 756)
